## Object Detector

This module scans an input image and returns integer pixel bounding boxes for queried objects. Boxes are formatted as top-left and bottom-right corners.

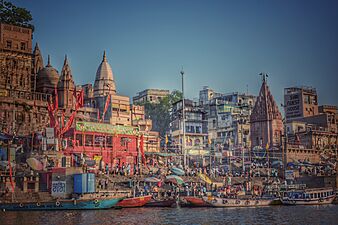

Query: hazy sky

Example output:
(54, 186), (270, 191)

(13, 0), (338, 106)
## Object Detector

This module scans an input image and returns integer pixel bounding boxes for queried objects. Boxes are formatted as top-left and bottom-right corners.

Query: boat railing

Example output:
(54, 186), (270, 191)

(280, 184), (306, 191)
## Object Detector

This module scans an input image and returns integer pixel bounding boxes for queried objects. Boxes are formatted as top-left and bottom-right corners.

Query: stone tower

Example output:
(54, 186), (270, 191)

(32, 43), (44, 92)
(57, 55), (75, 109)
(93, 51), (116, 97)
(250, 74), (283, 148)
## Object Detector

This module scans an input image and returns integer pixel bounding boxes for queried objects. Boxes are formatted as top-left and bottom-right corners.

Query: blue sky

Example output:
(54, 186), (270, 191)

(13, 0), (338, 106)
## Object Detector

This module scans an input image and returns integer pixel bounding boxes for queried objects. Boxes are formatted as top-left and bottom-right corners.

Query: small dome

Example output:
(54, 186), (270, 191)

(36, 56), (59, 94)
(93, 51), (116, 97)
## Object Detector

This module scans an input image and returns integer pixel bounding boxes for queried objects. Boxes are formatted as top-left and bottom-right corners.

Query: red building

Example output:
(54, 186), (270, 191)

(63, 121), (140, 172)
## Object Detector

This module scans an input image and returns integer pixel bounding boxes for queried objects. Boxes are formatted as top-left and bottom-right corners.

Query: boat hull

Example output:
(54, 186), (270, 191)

(281, 195), (335, 205)
(203, 197), (277, 207)
(116, 195), (152, 208)
(0, 197), (124, 211)
(145, 198), (176, 207)
(181, 196), (211, 207)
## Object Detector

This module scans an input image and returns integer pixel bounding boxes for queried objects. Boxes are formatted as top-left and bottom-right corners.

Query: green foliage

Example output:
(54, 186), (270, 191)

(0, 0), (34, 31)
(141, 90), (182, 137)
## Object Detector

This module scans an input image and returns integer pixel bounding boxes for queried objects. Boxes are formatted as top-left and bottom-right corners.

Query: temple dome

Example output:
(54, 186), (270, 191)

(36, 55), (59, 94)
(93, 51), (116, 97)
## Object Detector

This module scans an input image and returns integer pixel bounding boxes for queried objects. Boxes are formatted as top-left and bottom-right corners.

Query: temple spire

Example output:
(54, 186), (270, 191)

(47, 55), (51, 67)
(103, 50), (107, 62)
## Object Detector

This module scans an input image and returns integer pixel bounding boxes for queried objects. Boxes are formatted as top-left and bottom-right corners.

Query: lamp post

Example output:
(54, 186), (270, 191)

(180, 69), (187, 169)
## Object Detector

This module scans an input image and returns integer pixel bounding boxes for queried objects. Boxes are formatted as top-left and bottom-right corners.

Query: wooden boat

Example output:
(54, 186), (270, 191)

(115, 195), (152, 208)
(180, 196), (211, 207)
(145, 198), (177, 207)
(202, 196), (277, 207)
(281, 187), (335, 205)
(0, 196), (124, 211)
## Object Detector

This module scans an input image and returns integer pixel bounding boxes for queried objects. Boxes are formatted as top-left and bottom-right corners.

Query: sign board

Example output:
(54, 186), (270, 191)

(76, 121), (139, 135)
(0, 89), (8, 97)
(285, 170), (294, 180)
(51, 181), (66, 197)
(46, 128), (55, 144)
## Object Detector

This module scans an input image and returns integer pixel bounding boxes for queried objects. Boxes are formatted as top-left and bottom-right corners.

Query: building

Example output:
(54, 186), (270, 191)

(284, 86), (318, 122)
(0, 23), (50, 135)
(206, 92), (256, 150)
(250, 75), (283, 149)
(131, 105), (160, 152)
(133, 89), (169, 104)
(199, 86), (223, 106)
(170, 99), (208, 155)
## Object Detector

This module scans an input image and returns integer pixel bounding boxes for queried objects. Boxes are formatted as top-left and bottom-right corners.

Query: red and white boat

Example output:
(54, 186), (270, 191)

(115, 195), (152, 208)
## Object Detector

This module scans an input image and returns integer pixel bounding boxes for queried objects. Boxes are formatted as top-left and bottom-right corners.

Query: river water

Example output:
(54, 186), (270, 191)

(1, 205), (337, 225)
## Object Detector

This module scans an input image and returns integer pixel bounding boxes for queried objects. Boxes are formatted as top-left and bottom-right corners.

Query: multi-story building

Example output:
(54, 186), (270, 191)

(199, 86), (223, 106)
(284, 86), (318, 122)
(133, 89), (169, 104)
(170, 99), (208, 154)
(206, 92), (256, 150)
(131, 105), (160, 152)
(0, 23), (50, 135)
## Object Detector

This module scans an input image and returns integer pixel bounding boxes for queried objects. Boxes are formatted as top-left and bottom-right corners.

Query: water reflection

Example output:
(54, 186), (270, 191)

(1, 205), (337, 225)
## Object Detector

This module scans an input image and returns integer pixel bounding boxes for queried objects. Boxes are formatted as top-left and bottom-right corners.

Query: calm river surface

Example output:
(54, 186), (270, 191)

(1, 205), (337, 225)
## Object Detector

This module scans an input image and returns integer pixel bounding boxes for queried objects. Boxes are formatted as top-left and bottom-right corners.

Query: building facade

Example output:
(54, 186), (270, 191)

(284, 86), (318, 122)
(170, 99), (208, 154)
(133, 89), (169, 104)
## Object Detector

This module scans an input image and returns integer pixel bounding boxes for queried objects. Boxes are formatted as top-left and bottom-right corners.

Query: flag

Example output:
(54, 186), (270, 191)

(165, 135), (168, 144)
(75, 89), (84, 110)
(208, 138), (212, 145)
(61, 111), (65, 128)
(97, 108), (100, 121)
(265, 143), (269, 150)
(102, 94), (111, 122)
(61, 111), (76, 135)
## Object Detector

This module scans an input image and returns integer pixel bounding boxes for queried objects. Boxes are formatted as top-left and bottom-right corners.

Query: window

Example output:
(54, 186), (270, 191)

(76, 134), (83, 146)
(85, 135), (93, 146)
(20, 42), (26, 50)
(6, 40), (12, 48)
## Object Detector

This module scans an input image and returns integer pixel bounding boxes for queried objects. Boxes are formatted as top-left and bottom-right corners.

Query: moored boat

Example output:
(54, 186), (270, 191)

(281, 187), (335, 205)
(180, 196), (211, 207)
(115, 195), (152, 208)
(145, 198), (177, 207)
(202, 196), (278, 207)
(0, 196), (124, 211)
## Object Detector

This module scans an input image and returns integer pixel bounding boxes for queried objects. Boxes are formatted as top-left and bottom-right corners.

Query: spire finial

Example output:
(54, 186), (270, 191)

(47, 55), (51, 66)
(259, 72), (268, 83)
(103, 50), (107, 62)
(64, 54), (68, 65)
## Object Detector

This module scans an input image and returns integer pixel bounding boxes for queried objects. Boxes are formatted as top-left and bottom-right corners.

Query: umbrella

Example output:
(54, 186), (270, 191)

(170, 167), (185, 176)
(144, 177), (161, 183)
(165, 175), (184, 185)
(26, 158), (43, 171)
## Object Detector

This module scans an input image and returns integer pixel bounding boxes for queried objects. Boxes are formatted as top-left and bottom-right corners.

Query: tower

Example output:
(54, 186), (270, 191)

(250, 73), (283, 148)
(57, 55), (75, 109)
(32, 43), (44, 92)
(93, 51), (116, 97)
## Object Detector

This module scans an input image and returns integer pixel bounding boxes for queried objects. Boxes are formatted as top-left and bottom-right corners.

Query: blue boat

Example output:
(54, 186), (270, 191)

(0, 196), (124, 211)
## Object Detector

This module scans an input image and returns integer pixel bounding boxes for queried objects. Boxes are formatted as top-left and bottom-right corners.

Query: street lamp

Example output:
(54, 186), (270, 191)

(180, 68), (186, 169)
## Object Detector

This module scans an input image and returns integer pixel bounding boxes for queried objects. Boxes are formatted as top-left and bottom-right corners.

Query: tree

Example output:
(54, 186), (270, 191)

(0, 0), (34, 31)
(140, 90), (182, 138)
